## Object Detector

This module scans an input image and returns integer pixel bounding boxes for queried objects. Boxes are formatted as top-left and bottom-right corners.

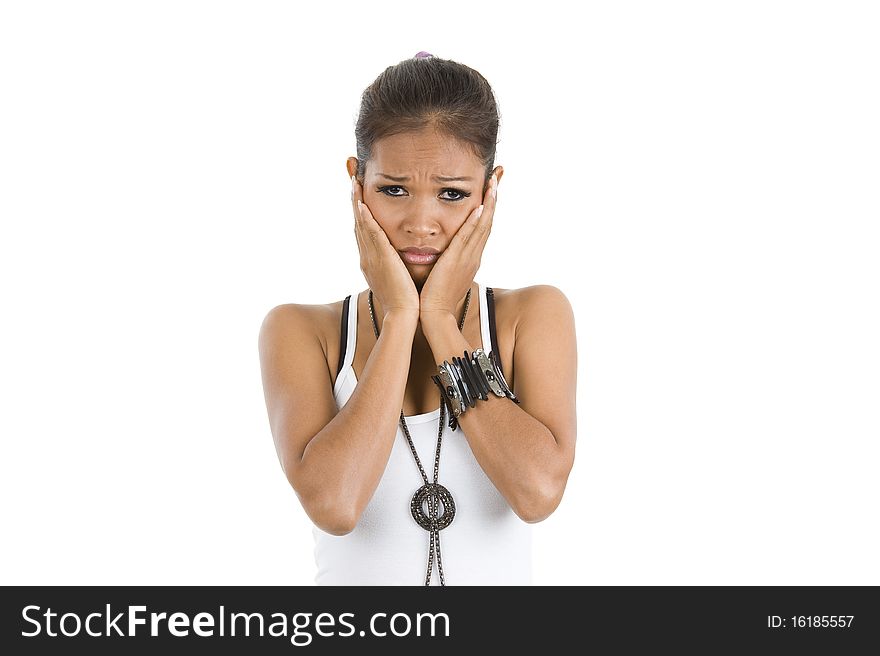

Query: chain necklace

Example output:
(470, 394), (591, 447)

(368, 287), (472, 586)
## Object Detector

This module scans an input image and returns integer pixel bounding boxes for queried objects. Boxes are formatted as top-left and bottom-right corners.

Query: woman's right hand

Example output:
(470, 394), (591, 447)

(351, 175), (420, 318)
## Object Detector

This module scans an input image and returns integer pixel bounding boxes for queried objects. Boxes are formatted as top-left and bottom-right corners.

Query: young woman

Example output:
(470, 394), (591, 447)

(259, 53), (577, 585)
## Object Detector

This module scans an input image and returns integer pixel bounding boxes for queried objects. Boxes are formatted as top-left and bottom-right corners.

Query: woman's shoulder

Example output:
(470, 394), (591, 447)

(491, 284), (568, 301)
(259, 299), (345, 362)
(490, 284), (571, 325)
(261, 299), (343, 328)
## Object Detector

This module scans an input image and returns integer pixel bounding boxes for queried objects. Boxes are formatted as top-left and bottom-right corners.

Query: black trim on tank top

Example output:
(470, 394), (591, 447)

(486, 286), (506, 379)
(336, 294), (352, 379)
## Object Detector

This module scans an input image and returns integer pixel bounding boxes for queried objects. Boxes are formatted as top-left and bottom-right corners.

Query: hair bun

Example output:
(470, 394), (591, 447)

(413, 51), (434, 59)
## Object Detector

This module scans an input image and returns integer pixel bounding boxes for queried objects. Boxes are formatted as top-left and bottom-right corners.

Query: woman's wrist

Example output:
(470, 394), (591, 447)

(419, 309), (456, 321)
(419, 310), (458, 342)
(381, 308), (420, 330)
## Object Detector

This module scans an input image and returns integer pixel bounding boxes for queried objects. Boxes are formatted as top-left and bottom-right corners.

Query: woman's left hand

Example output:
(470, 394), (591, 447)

(419, 171), (498, 318)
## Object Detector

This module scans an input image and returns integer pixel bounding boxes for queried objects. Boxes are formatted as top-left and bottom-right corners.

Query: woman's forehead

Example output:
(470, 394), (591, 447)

(369, 132), (481, 178)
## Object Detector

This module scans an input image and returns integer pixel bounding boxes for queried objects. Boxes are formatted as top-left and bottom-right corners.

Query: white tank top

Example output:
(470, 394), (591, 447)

(313, 281), (532, 585)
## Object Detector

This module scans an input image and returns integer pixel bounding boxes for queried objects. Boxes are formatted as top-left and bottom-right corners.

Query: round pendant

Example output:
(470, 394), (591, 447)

(410, 483), (456, 531)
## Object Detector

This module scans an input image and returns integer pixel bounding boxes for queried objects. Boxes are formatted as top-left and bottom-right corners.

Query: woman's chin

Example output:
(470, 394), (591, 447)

(407, 266), (432, 289)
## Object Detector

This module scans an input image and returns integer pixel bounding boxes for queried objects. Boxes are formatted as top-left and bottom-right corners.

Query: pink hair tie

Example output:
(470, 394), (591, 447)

(414, 51), (434, 58)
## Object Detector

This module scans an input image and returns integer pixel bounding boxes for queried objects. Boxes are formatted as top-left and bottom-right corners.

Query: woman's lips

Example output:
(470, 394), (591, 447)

(400, 250), (439, 265)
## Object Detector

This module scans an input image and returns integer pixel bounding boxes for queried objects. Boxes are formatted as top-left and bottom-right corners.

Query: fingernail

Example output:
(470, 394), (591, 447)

(490, 174), (498, 198)
(476, 204), (484, 218)
(351, 175), (356, 198)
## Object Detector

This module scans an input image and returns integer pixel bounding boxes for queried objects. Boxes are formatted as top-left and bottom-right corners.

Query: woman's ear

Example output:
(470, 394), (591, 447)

(346, 157), (358, 180)
(486, 166), (504, 192)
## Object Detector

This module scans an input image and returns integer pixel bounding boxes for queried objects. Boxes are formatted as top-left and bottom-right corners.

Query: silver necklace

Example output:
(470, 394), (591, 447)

(368, 288), (472, 586)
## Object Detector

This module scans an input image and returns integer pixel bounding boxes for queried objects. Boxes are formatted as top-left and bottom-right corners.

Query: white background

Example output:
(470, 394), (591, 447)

(1, 1), (877, 585)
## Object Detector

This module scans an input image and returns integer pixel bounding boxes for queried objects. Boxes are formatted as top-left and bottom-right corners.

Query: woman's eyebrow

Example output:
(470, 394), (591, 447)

(377, 173), (474, 182)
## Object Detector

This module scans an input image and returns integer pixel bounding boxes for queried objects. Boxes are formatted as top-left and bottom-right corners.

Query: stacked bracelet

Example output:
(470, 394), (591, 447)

(430, 347), (520, 431)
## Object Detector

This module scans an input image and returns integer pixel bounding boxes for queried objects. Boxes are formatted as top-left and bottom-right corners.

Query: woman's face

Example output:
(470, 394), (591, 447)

(350, 128), (501, 286)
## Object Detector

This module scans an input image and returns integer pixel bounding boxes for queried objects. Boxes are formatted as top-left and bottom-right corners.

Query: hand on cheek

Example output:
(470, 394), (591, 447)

(419, 173), (498, 317)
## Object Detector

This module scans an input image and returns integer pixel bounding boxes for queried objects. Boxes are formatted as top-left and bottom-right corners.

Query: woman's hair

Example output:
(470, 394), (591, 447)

(354, 52), (500, 185)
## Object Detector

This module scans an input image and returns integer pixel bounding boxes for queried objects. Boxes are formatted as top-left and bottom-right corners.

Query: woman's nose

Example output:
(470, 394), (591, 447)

(404, 221), (437, 236)
(402, 203), (441, 235)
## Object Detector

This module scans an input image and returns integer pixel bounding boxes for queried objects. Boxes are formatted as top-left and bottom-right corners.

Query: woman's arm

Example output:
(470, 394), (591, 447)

(259, 304), (419, 535)
(420, 285), (577, 523)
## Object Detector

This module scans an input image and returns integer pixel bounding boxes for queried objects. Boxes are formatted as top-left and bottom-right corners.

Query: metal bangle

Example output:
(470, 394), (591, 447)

(431, 374), (455, 419)
(472, 350), (492, 398)
(437, 363), (464, 418)
(473, 348), (506, 398)
(443, 362), (465, 417)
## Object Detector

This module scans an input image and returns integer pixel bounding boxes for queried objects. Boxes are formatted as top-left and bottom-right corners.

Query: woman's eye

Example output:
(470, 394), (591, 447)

(377, 186), (470, 202)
